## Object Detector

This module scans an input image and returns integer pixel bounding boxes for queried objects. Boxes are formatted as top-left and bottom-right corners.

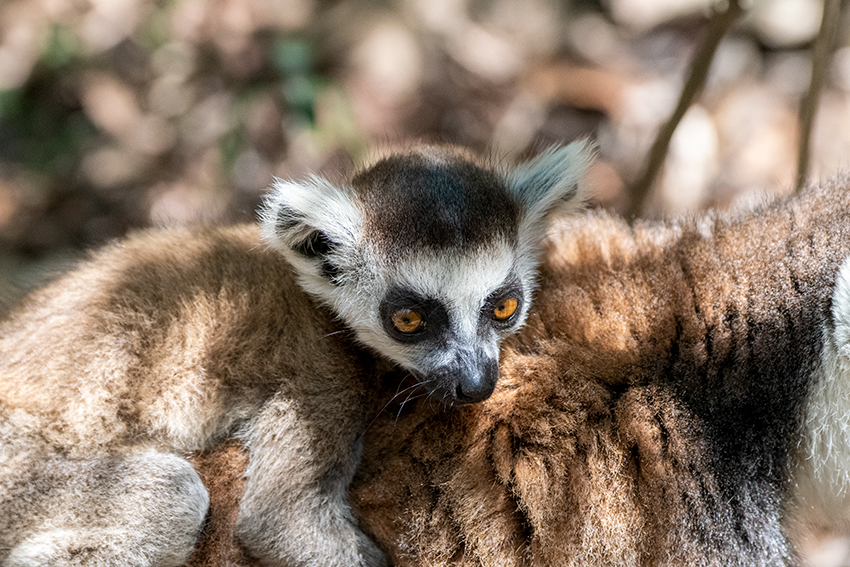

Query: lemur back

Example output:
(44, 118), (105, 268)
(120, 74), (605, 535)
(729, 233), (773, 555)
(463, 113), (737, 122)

(0, 141), (592, 567)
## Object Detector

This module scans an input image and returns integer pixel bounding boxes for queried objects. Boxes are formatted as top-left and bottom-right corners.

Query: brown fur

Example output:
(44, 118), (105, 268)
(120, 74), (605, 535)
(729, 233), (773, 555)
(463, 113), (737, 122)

(186, 441), (251, 567)
(0, 225), (384, 566)
(0, 144), (592, 567)
(188, 177), (850, 566)
(0, 225), (369, 443)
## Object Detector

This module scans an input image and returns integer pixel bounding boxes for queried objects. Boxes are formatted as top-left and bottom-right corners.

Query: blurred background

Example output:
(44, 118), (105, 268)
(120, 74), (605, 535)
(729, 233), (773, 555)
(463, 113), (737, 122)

(0, 0), (845, 293)
(0, 0), (849, 562)
(4, 0), (848, 293)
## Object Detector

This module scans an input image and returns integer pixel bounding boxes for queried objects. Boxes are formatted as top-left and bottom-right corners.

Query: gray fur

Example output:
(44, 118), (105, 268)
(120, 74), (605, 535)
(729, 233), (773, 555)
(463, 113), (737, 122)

(345, 175), (850, 567)
(0, 142), (592, 566)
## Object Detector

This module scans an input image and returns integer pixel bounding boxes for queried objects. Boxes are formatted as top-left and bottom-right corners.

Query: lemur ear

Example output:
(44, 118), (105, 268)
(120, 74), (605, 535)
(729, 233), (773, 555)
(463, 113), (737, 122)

(506, 140), (594, 223)
(259, 175), (362, 279)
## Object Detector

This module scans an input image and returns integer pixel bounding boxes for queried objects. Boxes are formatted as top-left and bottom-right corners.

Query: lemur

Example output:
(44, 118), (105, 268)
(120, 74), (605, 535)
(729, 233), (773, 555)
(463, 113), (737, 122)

(343, 177), (850, 566)
(342, 177), (850, 566)
(184, 175), (850, 567)
(0, 141), (592, 567)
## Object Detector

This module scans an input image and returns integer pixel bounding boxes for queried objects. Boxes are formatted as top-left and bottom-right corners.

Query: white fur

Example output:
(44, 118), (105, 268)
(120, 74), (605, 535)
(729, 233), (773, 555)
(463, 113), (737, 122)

(792, 255), (850, 530)
(347, 239), (522, 371)
(259, 176), (365, 306)
(505, 141), (593, 217)
(6, 530), (87, 567)
(259, 144), (593, 380)
(259, 176), (377, 333)
(259, 176), (363, 252)
(506, 141), (594, 301)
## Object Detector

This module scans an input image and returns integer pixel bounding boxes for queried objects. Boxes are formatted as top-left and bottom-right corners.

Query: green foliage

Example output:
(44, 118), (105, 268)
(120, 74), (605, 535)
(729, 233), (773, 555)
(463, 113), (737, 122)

(0, 81), (96, 177)
(41, 25), (81, 70)
(274, 37), (322, 125)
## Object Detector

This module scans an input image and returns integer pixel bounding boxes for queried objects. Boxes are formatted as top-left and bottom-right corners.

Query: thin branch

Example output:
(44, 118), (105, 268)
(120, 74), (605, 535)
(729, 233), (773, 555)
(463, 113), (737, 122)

(626, 0), (745, 220)
(795, 0), (842, 192)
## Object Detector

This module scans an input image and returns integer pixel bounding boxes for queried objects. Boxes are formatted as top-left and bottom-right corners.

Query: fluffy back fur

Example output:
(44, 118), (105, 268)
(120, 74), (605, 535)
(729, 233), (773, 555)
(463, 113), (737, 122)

(0, 142), (593, 567)
(188, 176), (850, 566)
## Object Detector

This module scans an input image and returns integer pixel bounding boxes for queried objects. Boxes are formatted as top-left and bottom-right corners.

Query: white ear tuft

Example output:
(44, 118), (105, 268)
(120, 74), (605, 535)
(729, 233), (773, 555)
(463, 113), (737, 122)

(259, 175), (362, 263)
(507, 140), (595, 286)
(507, 139), (595, 221)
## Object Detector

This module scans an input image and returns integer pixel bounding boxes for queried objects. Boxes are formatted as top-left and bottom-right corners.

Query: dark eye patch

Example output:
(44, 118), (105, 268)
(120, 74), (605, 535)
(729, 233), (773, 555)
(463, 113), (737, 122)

(482, 278), (524, 331)
(380, 288), (449, 344)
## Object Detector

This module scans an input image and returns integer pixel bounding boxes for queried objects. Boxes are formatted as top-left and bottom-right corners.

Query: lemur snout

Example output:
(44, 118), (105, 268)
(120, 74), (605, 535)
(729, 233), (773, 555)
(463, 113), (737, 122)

(431, 351), (498, 404)
(454, 357), (498, 404)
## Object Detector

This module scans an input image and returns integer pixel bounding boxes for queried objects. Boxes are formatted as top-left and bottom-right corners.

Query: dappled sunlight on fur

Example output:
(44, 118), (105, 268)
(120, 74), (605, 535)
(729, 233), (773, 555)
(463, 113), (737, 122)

(190, 177), (850, 566)
(0, 144), (592, 567)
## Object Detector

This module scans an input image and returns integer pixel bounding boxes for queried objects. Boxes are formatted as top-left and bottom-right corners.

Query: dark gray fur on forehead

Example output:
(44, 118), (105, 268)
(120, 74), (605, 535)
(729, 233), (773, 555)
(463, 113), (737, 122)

(352, 148), (519, 256)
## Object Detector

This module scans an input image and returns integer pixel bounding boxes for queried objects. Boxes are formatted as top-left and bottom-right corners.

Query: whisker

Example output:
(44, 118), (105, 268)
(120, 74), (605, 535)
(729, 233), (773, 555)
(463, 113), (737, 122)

(423, 387), (443, 412)
(381, 382), (424, 414)
(321, 330), (348, 339)
(395, 391), (429, 421)
(398, 386), (425, 411)
(363, 377), (431, 432)
(394, 378), (435, 420)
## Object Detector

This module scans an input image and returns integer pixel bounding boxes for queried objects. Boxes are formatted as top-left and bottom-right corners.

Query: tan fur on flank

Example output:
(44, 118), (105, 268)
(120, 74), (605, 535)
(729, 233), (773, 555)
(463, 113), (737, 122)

(0, 144), (593, 567)
(188, 177), (850, 567)
(0, 225), (381, 566)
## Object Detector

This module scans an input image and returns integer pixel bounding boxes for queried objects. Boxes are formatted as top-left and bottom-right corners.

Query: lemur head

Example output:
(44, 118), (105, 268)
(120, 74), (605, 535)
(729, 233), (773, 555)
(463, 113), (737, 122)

(261, 142), (592, 404)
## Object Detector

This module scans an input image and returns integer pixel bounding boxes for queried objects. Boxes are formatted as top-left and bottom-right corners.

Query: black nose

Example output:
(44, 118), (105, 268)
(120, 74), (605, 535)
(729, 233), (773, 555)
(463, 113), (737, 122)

(454, 357), (498, 404)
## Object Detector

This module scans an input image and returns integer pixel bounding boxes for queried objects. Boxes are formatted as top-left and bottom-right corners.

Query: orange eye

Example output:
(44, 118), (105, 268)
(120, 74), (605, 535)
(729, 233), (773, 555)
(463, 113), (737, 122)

(493, 298), (518, 321)
(391, 309), (423, 333)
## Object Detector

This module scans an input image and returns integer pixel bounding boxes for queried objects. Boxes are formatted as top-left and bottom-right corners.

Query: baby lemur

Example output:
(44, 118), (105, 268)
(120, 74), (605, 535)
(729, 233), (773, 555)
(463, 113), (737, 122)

(0, 142), (592, 567)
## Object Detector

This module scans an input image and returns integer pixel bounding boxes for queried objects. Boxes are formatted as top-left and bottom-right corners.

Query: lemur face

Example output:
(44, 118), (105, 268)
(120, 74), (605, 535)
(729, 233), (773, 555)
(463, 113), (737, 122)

(261, 142), (592, 404)
(369, 246), (526, 403)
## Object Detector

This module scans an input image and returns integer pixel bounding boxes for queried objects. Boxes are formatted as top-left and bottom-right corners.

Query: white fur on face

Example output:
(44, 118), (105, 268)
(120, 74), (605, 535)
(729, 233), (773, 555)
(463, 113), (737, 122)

(792, 255), (850, 530)
(328, 238), (527, 373)
(258, 141), (593, 376)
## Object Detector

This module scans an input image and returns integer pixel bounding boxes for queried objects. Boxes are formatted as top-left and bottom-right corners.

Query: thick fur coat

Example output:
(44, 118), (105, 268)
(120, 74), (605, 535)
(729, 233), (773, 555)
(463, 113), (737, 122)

(0, 144), (592, 567)
(0, 224), (379, 566)
(188, 177), (850, 566)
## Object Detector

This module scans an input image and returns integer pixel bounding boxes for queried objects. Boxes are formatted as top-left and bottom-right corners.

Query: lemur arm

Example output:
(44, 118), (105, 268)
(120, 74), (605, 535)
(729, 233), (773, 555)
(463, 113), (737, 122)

(234, 388), (385, 567)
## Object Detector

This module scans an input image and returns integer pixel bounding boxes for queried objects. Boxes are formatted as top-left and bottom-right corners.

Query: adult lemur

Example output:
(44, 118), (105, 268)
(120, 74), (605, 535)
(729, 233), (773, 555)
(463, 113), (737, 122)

(188, 175), (850, 567)
(0, 142), (592, 567)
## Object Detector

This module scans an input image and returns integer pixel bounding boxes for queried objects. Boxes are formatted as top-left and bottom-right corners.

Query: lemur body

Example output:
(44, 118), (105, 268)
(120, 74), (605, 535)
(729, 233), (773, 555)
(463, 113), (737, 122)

(349, 177), (850, 566)
(0, 142), (592, 567)
(188, 176), (850, 567)
(792, 253), (850, 535)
